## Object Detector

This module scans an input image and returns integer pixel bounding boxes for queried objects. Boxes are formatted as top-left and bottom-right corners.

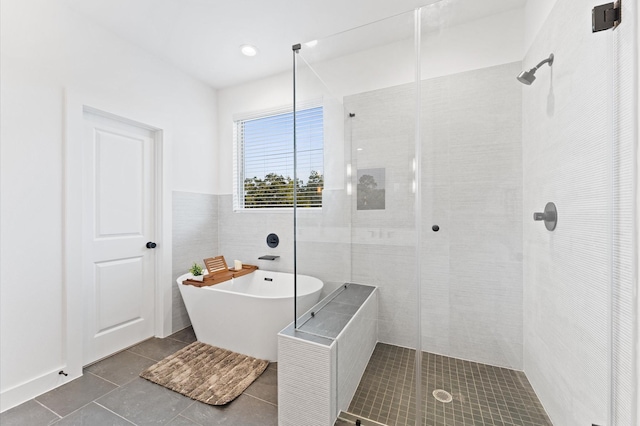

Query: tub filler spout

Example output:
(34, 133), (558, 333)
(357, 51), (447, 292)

(258, 255), (280, 260)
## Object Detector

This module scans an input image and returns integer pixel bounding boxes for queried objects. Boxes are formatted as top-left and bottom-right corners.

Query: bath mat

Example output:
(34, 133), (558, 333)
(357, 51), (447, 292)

(140, 342), (269, 405)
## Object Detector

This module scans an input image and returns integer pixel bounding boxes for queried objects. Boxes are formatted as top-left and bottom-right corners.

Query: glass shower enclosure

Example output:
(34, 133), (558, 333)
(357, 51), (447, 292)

(286, 1), (617, 425)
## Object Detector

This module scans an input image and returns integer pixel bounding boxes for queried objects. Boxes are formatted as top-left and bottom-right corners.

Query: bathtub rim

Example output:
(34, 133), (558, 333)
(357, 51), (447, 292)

(176, 269), (323, 300)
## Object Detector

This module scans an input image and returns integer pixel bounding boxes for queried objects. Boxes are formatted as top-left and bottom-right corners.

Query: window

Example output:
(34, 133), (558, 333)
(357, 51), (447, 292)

(234, 106), (323, 209)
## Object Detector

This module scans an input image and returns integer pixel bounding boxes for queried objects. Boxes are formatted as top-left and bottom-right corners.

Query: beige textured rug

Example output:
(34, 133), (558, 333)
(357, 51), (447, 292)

(140, 342), (269, 405)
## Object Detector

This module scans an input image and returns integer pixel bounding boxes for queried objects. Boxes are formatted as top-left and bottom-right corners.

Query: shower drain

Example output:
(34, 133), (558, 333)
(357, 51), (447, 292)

(432, 389), (453, 403)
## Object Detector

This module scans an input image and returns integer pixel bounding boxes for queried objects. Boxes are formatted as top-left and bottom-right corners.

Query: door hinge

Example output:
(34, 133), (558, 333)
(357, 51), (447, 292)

(592, 0), (621, 32)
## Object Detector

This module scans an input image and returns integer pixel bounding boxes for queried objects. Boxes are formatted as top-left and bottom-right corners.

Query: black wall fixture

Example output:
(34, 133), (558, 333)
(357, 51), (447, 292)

(266, 233), (279, 248)
(592, 1), (621, 32)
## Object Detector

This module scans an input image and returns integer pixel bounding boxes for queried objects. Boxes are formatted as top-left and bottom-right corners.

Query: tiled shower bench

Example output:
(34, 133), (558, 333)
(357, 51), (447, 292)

(278, 283), (378, 426)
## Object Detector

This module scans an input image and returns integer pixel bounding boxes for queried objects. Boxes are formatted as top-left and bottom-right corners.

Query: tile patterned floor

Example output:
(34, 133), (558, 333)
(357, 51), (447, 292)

(0, 327), (278, 426)
(2, 333), (552, 426)
(348, 343), (553, 426)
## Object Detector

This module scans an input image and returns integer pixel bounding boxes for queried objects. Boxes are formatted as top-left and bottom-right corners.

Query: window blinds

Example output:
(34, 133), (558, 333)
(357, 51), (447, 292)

(235, 106), (323, 209)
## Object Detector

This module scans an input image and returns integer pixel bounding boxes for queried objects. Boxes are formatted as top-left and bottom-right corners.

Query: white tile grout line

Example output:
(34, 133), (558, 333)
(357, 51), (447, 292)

(242, 392), (278, 407)
(31, 399), (62, 421)
(162, 401), (200, 426)
(174, 413), (203, 426)
(93, 401), (138, 425)
(166, 335), (196, 345)
(124, 347), (167, 363)
(172, 401), (204, 426)
(41, 373), (126, 422)
(85, 370), (121, 387)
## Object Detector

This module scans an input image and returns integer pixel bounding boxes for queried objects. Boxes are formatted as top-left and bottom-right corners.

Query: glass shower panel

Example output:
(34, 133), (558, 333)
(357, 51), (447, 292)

(294, 9), (419, 323)
(292, 45), (351, 322)
(293, 9), (422, 424)
(418, 0), (527, 375)
(419, 1), (613, 425)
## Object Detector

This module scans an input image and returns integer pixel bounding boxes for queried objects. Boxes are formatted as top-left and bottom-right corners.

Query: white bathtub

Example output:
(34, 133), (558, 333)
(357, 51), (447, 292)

(177, 269), (323, 361)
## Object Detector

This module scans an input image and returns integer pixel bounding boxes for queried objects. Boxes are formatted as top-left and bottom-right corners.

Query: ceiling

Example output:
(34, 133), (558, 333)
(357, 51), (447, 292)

(66, 0), (526, 89)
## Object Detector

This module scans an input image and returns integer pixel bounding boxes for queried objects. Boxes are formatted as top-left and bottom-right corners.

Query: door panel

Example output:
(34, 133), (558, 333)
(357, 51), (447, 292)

(95, 257), (144, 334)
(83, 111), (155, 365)
(95, 129), (145, 237)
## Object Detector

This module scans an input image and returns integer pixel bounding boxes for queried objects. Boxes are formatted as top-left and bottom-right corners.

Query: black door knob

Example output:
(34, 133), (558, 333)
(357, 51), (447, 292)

(146, 242), (157, 249)
(432, 225), (439, 232)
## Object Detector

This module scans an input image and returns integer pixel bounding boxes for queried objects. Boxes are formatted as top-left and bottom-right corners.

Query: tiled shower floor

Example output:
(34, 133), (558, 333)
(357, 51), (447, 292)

(346, 343), (553, 426)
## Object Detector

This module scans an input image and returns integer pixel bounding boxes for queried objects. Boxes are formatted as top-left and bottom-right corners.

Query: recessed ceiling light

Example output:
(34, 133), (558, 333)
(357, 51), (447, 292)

(304, 40), (318, 48)
(240, 44), (258, 57)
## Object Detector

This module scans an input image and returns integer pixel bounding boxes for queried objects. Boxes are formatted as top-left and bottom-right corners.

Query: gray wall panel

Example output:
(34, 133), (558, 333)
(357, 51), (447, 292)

(171, 191), (219, 333)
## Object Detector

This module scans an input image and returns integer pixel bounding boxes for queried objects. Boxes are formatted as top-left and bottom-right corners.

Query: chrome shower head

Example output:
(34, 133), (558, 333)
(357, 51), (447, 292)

(517, 69), (536, 85)
(517, 53), (554, 85)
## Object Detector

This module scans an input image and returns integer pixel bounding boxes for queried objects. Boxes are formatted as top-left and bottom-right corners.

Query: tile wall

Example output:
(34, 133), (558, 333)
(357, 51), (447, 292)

(522, 0), (637, 424)
(422, 62), (523, 369)
(171, 191), (219, 332)
(345, 62), (524, 368)
(522, 0), (618, 423)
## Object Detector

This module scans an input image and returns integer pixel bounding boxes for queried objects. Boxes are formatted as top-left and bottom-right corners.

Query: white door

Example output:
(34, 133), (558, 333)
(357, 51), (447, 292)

(82, 111), (156, 365)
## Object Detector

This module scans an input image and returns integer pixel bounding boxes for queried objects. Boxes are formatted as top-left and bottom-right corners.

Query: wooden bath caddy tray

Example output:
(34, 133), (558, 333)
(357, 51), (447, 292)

(182, 255), (258, 287)
(228, 264), (259, 278)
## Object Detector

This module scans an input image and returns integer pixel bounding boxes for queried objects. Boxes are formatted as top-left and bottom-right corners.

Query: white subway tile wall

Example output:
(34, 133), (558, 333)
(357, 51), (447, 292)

(172, 192), (219, 332)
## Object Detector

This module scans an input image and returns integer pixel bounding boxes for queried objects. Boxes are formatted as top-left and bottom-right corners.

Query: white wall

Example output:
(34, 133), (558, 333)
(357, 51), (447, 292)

(217, 7), (525, 195)
(524, 0), (558, 52)
(217, 73), (292, 194)
(0, 0), (217, 411)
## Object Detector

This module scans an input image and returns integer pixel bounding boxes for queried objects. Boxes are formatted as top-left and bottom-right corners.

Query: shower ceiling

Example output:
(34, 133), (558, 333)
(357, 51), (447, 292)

(65, 0), (526, 89)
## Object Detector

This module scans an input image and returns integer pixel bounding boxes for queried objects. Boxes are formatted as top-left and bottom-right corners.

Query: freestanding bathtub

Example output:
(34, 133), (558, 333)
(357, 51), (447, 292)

(177, 269), (323, 361)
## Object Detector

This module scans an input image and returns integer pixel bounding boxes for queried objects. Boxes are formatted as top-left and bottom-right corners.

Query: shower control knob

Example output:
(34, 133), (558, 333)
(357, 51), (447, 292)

(533, 202), (557, 231)
(432, 225), (439, 232)
(146, 242), (157, 249)
(266, 233), (279, 248)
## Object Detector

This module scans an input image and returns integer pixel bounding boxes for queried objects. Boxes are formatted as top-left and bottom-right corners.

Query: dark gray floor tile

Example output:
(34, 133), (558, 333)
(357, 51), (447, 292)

(127, 337), (189, 361)
(35, 373), (117, 417)
(85, 350), (156, 386)
(180, 394), (277, 426)
(243, 364), (277, 405)
(97, 378), (193, 425)
(53, 402), (133, 425)
(168, 327), (197, 344)
(349, 343), (552, 426)
(166, 414), (202, 425)
(0, 400), (60, 426)
(336, 411), (388, 426)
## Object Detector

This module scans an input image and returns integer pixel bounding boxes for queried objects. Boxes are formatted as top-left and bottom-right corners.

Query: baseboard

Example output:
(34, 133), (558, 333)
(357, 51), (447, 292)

(0, 367), (81, 413)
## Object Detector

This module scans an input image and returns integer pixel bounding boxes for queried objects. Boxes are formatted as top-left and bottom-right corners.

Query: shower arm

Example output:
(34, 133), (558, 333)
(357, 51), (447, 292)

(531, 54), (554, 72)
